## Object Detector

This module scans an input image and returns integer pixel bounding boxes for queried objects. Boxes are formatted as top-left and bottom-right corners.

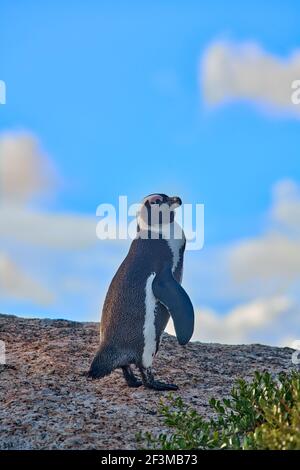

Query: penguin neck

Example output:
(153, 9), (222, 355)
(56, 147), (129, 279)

(136, 218), (183, 241)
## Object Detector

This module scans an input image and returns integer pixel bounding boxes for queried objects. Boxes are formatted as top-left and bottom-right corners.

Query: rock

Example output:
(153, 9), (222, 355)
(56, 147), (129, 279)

(0, 313), (297, 450)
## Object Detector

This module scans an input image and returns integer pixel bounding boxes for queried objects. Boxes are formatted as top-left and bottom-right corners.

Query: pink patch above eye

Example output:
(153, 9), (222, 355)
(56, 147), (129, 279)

(148, 195), (163, 204)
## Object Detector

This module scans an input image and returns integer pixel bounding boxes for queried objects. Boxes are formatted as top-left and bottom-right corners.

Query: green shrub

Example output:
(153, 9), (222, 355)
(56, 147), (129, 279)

(139, 371), (300, 450)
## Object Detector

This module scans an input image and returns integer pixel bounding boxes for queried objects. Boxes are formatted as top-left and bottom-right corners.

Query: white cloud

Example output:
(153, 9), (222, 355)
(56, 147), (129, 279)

(0, 131), (114, 307)
(0, 132), (57, 204)
(0, 205), (99, 249)
(229, 180), (300, 288)
(222, 179), (300, 346)
(0, 132), (60, 304)
(202, 41), (300, 116)
(0, 252), (54, 305)
(230, 234), (300, 285)
(167, 295), (295, 345)
(0, 132), (126, 250)
(271, 179), (300, 234)
(176, 179), (300, 347)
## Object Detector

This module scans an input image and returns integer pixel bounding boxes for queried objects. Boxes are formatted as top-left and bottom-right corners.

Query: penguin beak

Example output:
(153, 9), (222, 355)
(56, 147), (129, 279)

(167, 196), (182, 208)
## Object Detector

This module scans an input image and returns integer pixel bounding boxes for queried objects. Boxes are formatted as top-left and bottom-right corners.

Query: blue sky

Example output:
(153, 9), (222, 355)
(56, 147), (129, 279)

(1, 1), (300, 345)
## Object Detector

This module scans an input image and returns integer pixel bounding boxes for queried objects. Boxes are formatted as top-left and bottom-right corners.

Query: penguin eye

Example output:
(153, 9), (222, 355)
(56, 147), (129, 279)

(150, 199), (161, 205)
(146, 195), (163, 205)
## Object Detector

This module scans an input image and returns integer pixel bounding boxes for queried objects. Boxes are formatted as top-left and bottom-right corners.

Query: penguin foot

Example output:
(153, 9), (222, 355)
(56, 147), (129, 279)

(127, 379), (143, 388)
(146, 380), (178, 391)
(122, 366), (143, 388)
(139, 366), (178, 391)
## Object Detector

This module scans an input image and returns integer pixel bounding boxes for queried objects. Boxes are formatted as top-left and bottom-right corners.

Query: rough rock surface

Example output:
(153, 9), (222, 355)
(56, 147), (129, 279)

(0, 313), (297, 450)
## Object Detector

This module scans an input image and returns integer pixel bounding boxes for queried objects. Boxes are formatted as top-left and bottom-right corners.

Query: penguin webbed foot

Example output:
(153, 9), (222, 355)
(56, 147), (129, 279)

(147, 380), (178, 391)
(122, 365), (143, 388)
(139, 366), (178, 391)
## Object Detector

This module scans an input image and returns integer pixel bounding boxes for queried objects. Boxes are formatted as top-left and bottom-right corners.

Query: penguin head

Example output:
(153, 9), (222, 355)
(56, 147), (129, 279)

(137, 193), (182, 232)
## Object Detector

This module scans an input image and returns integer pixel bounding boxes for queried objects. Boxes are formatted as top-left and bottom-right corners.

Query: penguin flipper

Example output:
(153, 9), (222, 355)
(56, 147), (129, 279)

(152, 266), (194, 345)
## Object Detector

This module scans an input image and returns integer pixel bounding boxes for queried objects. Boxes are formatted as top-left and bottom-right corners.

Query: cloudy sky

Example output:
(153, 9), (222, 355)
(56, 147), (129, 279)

(1, 0), (300, 347)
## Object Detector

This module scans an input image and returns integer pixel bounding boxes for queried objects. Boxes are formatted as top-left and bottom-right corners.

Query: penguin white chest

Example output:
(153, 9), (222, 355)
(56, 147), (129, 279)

(163, 222), (185, 275)
(167, 237), (184, 274)
(142, 273), (157, 368)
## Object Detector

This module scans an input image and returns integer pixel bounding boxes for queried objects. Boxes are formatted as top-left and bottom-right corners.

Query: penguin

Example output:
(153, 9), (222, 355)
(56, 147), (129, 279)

(88, 194), (194, 390)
